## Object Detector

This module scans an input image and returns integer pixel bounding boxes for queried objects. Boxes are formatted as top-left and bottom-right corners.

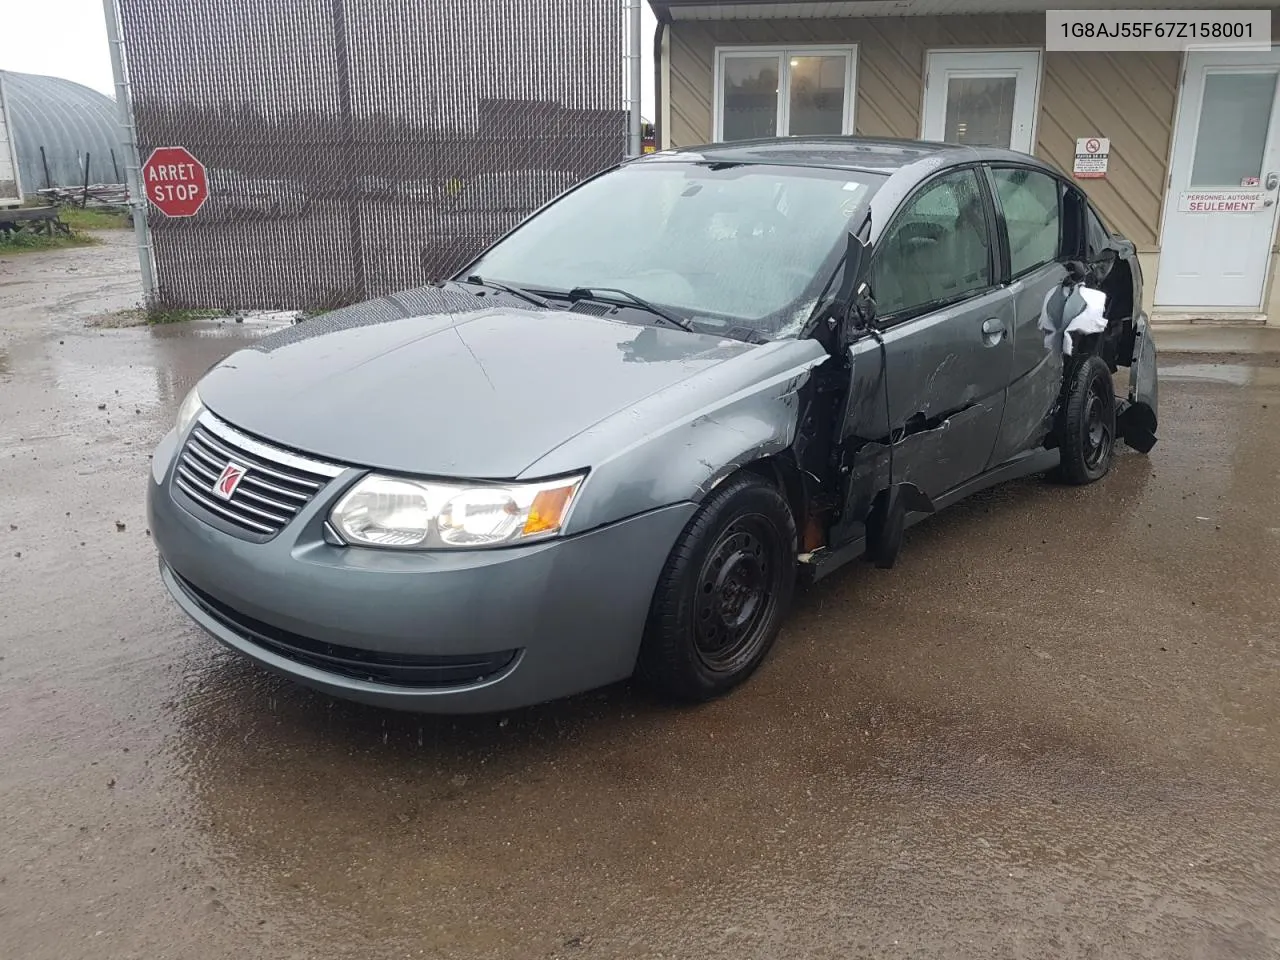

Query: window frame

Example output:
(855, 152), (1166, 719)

(1084, 202), (1115, 258)
(712, 44), (858, 142)
(864, 163), (1003, 326)
(984, 162), (1068, 282)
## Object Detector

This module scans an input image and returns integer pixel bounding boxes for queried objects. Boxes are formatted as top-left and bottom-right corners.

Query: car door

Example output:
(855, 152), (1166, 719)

(841, 165), (1014, 517)
(984, 164), (1070, 466)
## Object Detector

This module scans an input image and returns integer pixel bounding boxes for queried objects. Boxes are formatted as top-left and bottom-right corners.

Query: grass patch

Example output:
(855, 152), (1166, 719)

(59, 206), (132, 231)
(89, 306), (227, 328)
(146, 306), (225, 325)
(0, 230), (100, 254)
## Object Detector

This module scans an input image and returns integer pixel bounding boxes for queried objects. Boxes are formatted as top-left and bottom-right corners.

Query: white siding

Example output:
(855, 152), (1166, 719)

(0, 73), (21, 206)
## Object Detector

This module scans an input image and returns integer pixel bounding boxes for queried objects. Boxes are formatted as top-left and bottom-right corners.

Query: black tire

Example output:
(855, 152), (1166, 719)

(1057, 354), (1117, 485)
(637, 472), (797, 702)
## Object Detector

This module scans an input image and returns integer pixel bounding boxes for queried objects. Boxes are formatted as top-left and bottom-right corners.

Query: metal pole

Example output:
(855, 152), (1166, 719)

(82, 152), (92, 206)
(102, 0), (157, 303)
(626, 0), (642, 157)
(332, 0), (367, 300)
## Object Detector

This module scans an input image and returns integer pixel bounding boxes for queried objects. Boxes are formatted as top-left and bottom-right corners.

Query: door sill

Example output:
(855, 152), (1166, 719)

(1150, 311), (1267, 326)
(803, 447), (1060, 583)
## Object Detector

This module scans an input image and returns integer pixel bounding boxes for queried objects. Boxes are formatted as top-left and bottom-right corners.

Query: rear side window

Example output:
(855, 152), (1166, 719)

(870, 168), (992, 318)
(991, 167), (1061, 276)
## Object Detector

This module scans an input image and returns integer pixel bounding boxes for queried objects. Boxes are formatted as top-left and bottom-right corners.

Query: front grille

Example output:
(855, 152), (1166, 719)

(173, 416), (343, 539)
(172, 570), (519, 688)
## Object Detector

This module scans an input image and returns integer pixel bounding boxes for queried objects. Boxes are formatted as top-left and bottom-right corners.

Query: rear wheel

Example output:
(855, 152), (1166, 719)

(1057, 354), (1117, 484)
(638, 473), (796, 702)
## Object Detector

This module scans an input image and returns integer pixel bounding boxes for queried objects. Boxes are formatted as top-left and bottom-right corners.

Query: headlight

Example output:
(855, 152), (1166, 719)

(175, 386), (204, 436)
(330, 473), (585, 549)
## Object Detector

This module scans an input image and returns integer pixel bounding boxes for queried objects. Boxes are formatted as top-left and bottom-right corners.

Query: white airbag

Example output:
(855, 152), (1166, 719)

(1038, 282), (1108, 357)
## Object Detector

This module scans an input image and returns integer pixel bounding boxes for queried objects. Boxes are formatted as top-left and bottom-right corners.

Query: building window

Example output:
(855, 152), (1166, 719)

(714, 46), (857, 142)
(922, 50), (1041, 154)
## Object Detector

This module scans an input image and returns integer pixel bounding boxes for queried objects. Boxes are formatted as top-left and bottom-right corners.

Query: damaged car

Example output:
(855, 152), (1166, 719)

(146, 136), (1159, 713)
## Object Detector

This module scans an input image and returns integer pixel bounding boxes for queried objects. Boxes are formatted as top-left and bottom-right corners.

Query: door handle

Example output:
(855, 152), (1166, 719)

(981, 317), (1006, 345)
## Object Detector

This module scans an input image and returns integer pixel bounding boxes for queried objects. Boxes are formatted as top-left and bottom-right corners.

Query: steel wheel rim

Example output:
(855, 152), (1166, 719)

(693, 514), (782, 674)
(1083, 376), (1113, 470)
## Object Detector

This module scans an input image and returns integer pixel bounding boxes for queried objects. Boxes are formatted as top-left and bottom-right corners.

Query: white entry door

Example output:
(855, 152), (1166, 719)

(1156, 48), (1280, 310)
(922, 50), (1041, 153)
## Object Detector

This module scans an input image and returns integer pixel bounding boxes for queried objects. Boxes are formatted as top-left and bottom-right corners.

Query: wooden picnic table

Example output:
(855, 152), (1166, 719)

(0, 206), (71, 237)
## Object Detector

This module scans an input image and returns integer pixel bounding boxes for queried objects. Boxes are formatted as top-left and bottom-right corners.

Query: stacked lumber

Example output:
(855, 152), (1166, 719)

(36, 184), (130, 207)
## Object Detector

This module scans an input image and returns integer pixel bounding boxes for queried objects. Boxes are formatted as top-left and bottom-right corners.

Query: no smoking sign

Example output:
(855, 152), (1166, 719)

(1073, 136), (1110, 180)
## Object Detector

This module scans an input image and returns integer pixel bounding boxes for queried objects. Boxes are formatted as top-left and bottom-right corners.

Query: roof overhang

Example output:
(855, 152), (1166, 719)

(648, 0), (1273, 20)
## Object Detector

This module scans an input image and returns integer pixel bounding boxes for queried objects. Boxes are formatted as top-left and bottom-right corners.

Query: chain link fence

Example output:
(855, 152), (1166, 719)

(117, 0), (626, 310)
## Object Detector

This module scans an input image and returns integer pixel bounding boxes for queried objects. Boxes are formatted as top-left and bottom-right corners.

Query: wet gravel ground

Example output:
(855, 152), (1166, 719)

(3, 234), (1280, 959)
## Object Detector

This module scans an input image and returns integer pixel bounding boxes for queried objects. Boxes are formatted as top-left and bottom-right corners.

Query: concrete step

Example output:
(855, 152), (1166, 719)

(1151, 323), (1280, 354)
(1150, 312), (1267, 326)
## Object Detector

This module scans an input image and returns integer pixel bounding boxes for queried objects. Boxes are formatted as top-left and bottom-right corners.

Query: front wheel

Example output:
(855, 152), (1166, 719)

(1057, 354), (1117, 485)
(638, 473), (797, 702)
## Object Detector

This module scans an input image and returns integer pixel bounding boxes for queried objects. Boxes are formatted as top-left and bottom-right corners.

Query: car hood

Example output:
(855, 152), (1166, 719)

(197, 301), (758, 478)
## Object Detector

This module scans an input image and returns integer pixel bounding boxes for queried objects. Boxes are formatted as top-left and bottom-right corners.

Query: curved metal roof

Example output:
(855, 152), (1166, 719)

(1, 71), (124, 190)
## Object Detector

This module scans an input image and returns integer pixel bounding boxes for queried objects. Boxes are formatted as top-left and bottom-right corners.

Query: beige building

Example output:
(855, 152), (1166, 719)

(648, 0), (1280, 324)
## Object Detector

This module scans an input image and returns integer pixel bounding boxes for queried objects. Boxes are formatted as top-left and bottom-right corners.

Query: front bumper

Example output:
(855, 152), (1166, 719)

(147, 427), (695, 713)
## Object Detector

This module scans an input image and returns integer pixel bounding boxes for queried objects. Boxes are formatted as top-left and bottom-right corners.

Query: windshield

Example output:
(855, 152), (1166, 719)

(462, 160), (884, 339)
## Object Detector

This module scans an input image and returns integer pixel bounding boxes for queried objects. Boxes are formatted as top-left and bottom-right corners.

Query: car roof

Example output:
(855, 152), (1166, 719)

(636, 135), (1053, 176)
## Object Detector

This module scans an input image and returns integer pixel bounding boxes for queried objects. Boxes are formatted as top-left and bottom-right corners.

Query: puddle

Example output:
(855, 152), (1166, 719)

(1159, 363), (1280, 387)
(148, 311), (296, 342)
(52, 354), (164, 407)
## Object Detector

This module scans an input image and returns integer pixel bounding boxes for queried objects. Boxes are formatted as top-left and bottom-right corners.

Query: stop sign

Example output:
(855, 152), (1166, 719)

(142, 146), (208, 217)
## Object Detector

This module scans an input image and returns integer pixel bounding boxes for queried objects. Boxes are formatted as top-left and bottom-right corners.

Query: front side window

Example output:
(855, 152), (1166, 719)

(869, 168), (992, 318)
(991, 167), (1062, 276)
(464, 161), (883, 339)
(716, 46), (857, 142)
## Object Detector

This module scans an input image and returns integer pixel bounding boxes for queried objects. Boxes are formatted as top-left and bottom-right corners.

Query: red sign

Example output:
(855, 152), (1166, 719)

(1085, 137), (1101, 154)
(1178, 190), (1263, 214)
(142, 146), (208, 217)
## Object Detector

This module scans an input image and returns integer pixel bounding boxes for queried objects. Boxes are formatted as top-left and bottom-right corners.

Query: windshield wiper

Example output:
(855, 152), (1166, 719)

(461, 275), (551, 309)
(566, 286), (694, 332)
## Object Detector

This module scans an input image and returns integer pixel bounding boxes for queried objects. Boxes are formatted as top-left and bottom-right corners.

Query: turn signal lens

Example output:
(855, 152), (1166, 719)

(523, 484), (577, 536)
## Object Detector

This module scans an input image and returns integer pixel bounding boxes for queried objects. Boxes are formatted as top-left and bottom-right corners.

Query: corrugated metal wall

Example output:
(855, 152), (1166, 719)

(117, 0), (626, 310)
(1, 71), (124, 191)
(667, 15), (1179, 250)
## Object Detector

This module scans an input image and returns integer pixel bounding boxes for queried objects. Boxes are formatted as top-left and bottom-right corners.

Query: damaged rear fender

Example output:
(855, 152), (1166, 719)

(1117, 311), (1159, 452)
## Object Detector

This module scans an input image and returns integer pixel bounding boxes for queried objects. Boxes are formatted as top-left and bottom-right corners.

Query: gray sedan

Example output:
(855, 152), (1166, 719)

(147, 137), (1159, 713)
